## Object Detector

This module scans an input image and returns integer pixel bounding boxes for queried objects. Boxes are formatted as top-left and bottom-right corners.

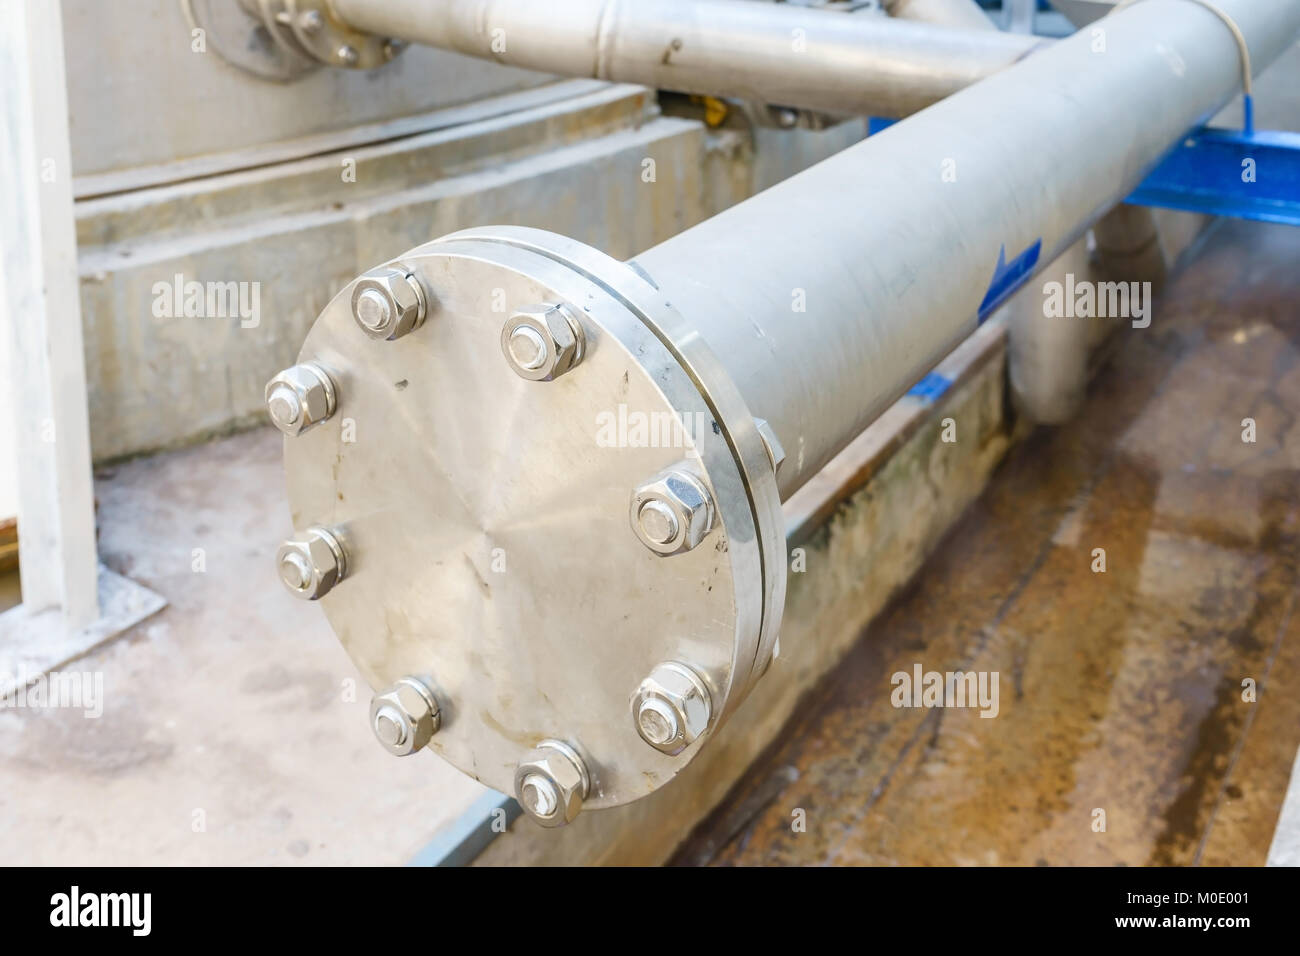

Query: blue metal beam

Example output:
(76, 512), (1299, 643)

(1126, 126), (1300, 226)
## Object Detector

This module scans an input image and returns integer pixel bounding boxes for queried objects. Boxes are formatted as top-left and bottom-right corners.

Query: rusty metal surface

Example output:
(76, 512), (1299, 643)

(677, 219), (1300, 866)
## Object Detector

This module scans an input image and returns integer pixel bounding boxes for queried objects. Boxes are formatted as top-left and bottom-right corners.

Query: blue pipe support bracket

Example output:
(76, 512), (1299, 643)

(1126, 122), (1300, 227)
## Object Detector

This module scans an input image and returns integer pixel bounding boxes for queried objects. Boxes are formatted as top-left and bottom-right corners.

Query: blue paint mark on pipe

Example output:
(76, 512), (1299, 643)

(871, 117), (1047, 321)
(978, 239), (1042, 324)
(907, 372), (953, 404)
(868, 116), (897, 136)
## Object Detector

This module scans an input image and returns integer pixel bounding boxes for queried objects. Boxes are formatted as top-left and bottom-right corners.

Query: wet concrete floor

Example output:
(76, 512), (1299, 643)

(677, 218), (1300, 866)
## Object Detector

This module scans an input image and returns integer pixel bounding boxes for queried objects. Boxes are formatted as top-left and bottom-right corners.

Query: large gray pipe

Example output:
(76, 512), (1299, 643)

(893, 0), (1167, 425)
(331, 0), (1041, 117)
(627, 0), (1300, 496)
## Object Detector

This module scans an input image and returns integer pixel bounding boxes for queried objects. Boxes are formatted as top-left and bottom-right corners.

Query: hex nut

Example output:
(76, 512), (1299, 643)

(298, 9), (324, 34)
(513, 740), (590, 827)
(632, 661), (713, 756)
(265, 362), (336, 437)
(517, 773), (560, 819)
(500, 303), (585, 381)
(351, 266), (427, 341)
(629, 467), (716, 556)
(369, 676), (441, 756)
(754, 417), (787, 475)
(275, 526), (346, 600)
(248, 0), (408, 71)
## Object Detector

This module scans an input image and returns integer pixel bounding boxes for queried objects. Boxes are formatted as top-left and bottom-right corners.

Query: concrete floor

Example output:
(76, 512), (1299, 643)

(0, 428), (486, 865)
(678, 219), (1300, 866)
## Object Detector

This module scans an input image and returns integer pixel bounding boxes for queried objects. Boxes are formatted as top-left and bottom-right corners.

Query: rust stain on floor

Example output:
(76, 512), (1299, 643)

(676, 219), (1300, 867)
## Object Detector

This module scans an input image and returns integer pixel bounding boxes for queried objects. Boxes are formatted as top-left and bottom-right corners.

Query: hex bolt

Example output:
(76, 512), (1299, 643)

(267, 388), (302, 428)
(265, 362), (336, 437)
(506, 325), (547, 371)
(499, 303), (585, 381)
(275, 525), (347, 600)
(629, 466), (716, 556)
(298, 9), (324, 33)
(636, 697), (680, 747)
(513, 740), (590, 828)
(754, 417), (787, 476)
(518, 773), (560, 818)
(351, 266), (428, 341)
(632, 661), (713, 756)
(354, 288), (392, 333)
(369, 676), (441, 756)
(636, 499), (679, 547)
(278, 549), (313, 590)
(372, 706), (408, 749)
(337, 44), (359, 66)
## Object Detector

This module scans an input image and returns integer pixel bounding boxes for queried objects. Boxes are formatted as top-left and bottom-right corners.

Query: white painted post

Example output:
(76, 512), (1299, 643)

(0, 0), (100, 627)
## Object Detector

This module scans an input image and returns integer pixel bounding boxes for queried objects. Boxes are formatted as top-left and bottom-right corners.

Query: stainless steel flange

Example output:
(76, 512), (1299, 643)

(185, 0), (320, 82)
(235, 0), (407, 71)
(278, 227), (786, 808)
(442, 226), (788, 697)
(283, 0), (407, 69)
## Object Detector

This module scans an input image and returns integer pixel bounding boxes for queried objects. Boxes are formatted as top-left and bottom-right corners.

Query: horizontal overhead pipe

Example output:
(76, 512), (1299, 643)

(628, 0), (1300, 495)
(328, 0), (1043, 117)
